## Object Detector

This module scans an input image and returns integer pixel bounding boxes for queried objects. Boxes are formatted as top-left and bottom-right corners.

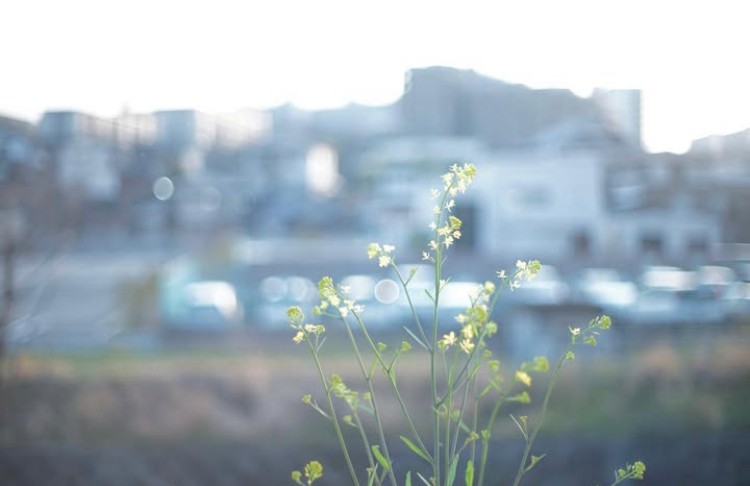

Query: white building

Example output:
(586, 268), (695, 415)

(475, 148), (608, 263)
(473, 143), (721, 266)
(57, 140), (120, 201)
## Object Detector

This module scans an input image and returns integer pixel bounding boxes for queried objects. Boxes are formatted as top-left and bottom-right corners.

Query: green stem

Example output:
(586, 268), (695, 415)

(352, 411), (379, 486)
(386, 369), (431, 458)
(432, 243), (443, 485)
(450, 359), (473, 461)
(477, 388), (509, 486)
(340, 313), (399, 486)
(511, 349), (569, 486)
(393, 265), (431, 351)
(306, 339), (361, 486)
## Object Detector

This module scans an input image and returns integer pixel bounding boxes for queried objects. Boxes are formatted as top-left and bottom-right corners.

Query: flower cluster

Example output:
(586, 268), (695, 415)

(291, 460), (323, 486)
(565, 314), (612, 361)
(616, 461), (646, 482)
(367, 242), (396, 268)
(497, 259), (543, 290)
(313, 276), (364, 318)
(423, 163), (476, 262)
(439, 281), (498, 354)
(441, 162), (477, 197)
(330, 373), (360, 408)
(287, 306), (326, 344)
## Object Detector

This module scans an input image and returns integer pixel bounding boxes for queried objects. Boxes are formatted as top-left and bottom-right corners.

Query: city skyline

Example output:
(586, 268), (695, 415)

(2, 0), (748, 154)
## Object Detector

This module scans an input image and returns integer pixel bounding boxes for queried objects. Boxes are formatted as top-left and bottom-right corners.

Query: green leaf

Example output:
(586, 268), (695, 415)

(509, 414), (529, 441)
(367, 465), (378, 486)
(465, 459), (474, 486)
(405, 471), (412, 486)
(371, 445), (391, 472)
(446, 456), (459, 486)
(402, 326), (428, 350)
(400, 435), (432, 463)
(416, 472), (432, 486)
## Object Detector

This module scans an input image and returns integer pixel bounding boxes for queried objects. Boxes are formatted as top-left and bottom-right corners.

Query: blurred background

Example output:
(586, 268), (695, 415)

(1, 1), (749, 484)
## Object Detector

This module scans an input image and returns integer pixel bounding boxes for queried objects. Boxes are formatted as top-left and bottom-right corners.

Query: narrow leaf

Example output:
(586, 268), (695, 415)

(400, 435), (432, 463)
(367, 465), (378, 486)
(315, 336), (327, 353)
(446, 456), (459, 486)
(405, 471), (412, 486)
(457, 419), (473, 435)
(403, 326), (428, 350)
(416, 472), (432, 486)
(371, 445), (391, 472)
(509, 414), (528, 441)
(465, 459), (475, 486)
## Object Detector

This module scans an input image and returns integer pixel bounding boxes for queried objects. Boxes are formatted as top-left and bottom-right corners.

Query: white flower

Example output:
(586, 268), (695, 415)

(441, 331), (457, 347)
(382, 244), (396, 253)
(460, 339), (475, 354)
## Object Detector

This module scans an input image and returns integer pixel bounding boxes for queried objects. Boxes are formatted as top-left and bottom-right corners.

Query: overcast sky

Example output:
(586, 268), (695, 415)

(1, 0), (748, 153)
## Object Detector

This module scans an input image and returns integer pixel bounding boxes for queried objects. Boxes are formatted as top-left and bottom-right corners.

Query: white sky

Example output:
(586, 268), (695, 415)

(1, 0), (748, 153)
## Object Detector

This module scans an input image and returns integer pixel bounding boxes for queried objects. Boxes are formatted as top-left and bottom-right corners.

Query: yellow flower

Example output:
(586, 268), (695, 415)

(515, 370), (532, 387)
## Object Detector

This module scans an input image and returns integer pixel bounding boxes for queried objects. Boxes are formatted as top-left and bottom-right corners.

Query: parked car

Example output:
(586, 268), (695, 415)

(507, 265), (569, 306)
(163, 280), (244, 332)
(253, 275), (317, 330)
(573, 268), (638, 316)
(624, 266), (729, 325)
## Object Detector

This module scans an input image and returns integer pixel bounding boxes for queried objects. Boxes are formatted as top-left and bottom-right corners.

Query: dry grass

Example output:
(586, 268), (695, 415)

(2, 327), (749, 446)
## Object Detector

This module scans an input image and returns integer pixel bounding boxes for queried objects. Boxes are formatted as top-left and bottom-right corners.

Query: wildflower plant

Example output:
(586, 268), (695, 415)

(288, 163), (645, 485)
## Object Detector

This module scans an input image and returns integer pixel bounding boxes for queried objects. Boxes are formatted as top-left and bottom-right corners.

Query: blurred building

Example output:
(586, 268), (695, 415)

(400, 67), (638, 149)
(475, 125), (722, 267)
(687, 130), (750, 244)
(0, 114), (36, 182)
(4, 65), (745, 264)
(38, 111), (121, 202)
